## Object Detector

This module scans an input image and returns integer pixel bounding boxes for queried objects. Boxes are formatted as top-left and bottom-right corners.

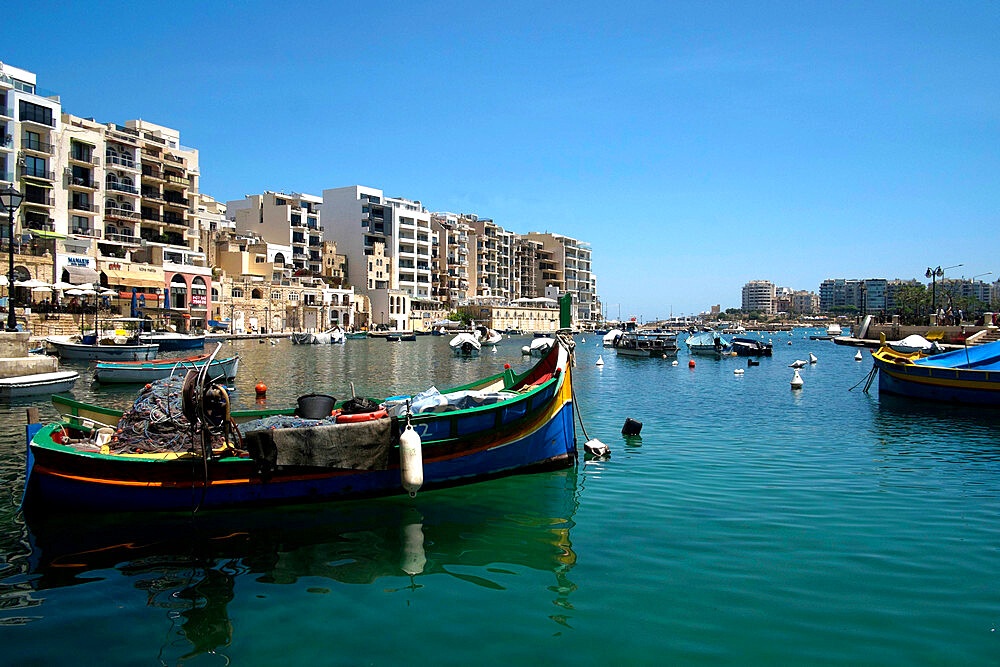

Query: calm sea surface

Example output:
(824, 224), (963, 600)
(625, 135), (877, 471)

(1, 331), (998, 664)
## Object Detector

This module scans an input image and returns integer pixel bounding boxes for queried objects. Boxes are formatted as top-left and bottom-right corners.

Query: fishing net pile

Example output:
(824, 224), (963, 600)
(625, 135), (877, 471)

(238, 415), (338, 433)
(109, 376), (227, 455)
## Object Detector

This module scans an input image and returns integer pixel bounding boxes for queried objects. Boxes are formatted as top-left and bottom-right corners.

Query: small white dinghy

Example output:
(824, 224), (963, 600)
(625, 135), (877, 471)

(888, 334), (937, 355)
(0, 370), (79, 399)
(450, 332), (482, 356)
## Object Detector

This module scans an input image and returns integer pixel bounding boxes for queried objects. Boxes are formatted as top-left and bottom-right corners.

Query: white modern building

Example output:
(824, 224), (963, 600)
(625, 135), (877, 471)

(741, 280), (776, 314)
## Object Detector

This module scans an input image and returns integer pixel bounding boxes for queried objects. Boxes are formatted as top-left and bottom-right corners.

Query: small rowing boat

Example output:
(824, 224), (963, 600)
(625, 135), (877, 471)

(0, 370), (79, 400)
(94, 353), (240, 384)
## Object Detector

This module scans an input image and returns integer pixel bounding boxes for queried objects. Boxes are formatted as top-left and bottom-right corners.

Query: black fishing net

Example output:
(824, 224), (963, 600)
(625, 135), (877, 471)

(108, 376), (226, 455)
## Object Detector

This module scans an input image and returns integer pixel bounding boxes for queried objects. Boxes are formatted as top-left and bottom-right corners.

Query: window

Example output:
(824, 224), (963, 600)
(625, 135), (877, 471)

(19, 101), (53, 126)
(23, 130), (41, 151)
(231, 288), (243, 298)
(271, 292), (280, 300)
(23, 155), (46, 177)
(71, 141), (92, 162)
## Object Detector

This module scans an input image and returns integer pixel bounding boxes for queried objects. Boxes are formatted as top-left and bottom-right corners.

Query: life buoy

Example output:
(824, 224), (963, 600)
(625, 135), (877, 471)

(336, 408), (387, 424)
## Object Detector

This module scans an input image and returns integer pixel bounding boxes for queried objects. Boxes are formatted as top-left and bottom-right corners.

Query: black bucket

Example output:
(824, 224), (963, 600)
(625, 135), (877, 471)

(621, 417), (643, 436)
(295, 394), (337, 419)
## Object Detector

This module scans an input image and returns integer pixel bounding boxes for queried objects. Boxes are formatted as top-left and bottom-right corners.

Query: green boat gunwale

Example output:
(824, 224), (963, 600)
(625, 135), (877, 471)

(40, 367), (565, 462)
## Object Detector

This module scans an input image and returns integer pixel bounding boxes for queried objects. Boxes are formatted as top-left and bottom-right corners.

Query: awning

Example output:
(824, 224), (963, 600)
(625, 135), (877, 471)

(22, 178), (53, 188)
(64, 265), (99, 285)
(100, 264), (165, 289)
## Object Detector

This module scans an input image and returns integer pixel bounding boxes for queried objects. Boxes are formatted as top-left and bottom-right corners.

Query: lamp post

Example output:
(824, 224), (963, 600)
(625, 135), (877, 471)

(1, 185), (25, 332)
(925, 264), (963, 322)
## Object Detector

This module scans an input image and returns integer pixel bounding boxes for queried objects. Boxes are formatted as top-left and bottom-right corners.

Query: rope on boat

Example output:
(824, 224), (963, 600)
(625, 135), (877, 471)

(848, 364), (878, 393)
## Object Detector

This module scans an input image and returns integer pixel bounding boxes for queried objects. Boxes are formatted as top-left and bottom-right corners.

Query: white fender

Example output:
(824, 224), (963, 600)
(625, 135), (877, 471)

(400, 424), (423, 497)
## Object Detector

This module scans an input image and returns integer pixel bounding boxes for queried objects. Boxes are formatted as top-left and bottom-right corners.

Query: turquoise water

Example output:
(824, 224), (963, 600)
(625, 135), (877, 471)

(1, 332), (998, 664)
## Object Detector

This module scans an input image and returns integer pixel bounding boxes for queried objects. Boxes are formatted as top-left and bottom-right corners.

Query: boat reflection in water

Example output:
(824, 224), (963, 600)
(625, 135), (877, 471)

(20, 469), (579, 663)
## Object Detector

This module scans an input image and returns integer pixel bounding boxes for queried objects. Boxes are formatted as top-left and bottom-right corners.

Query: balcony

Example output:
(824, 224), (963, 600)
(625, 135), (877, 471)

(0, 106), (12, 120)
(69, 152), (99, 166)
(165, 173), (188, 187)
(105, 154), (138, 170)
(163, 217), (188, 228)
(66, 175), (98, 191)
(25, 219), (55, 233)
(142, 189), (165, 203)
(69, 200), (98, 213)
(104, 231), (140, 245)
(21, 136), (54, 154)
(19, 166), (55, 181)
(70, 225), (99, 237)
(104, 207), (139, 223)
(163, 153), (184, 165)
(22, 194), (55, 208)
(0, 171), (13, 183)
(19, 111), (54, 128)
(107, 181), (139, 195)
(106, 128), (139, 146)
(141, 167), (166, 182)
(163, 196), (188, 209)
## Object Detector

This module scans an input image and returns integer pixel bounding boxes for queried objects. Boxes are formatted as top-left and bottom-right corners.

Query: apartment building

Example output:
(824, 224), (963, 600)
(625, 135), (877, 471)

(320, 185), (435, 329)
(741, 280), (776, 314)
(1, 63), (62, 242)
(524, 232), (595, 323)
(227, 191), (324, 277)
(429, 212), (472, 305)
(790, 290), (819, 314)
(514, 237), (542, 299)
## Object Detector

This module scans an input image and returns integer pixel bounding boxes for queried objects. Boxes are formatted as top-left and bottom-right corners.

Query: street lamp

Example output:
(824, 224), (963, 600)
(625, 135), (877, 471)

(0, 185), (24, 332)
(925, 263), (963, 320)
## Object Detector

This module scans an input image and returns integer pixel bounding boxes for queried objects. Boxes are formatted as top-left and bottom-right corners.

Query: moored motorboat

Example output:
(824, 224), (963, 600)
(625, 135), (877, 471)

(450, 332), (482, 356)
(0, 370), (79, 400)
(872, 340), (1000, 405)
(685, 331), (732, 358)
(46, 336), (159, 361)
(731, 337), (773, 357)
(139, 332), (206, 351)
(94, 354), (240, 384)
(602, 329), (624, 347)
(25, 332), (579, 513)
(613, 332), (679, 358)
(528, 337), (554, 356)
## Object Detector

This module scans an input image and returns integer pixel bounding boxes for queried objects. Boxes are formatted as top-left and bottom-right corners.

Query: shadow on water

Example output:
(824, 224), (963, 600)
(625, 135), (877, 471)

(1, 469), (580, 662)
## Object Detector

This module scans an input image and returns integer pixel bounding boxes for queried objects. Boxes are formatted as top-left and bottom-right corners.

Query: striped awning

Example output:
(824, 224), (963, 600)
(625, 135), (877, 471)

(64, 265), (99, 285)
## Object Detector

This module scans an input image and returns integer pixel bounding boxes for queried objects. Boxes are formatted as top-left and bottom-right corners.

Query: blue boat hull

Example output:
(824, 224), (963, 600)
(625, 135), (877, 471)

(877, 368), (1000, 405)
(152, 337), (206, 351)
(26, 402), (575, 512)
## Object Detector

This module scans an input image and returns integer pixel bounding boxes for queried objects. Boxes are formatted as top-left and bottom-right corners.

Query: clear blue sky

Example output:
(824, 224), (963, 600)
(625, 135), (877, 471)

(6, 1), (998, 318)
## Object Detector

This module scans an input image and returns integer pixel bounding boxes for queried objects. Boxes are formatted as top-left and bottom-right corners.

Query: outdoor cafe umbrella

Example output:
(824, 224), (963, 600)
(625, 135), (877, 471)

(0, 275), (7, 286)
(51, 281), (76, 291)
(31, 286), (53, 294)
(15, 279), (49, 289)
(66, 288), (97, 296)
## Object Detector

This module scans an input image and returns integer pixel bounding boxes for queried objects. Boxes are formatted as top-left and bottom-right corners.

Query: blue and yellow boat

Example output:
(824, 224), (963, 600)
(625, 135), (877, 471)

(22, 334), (579, 514)
(872, 340), (1000, 405)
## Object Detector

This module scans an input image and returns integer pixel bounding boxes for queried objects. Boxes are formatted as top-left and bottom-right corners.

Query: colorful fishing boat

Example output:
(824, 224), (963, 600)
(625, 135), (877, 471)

(613, 332), (679, 358)
(93, 354), (240, 384)
(872, 340), (1000, 405)
(22, 333), (579, 514)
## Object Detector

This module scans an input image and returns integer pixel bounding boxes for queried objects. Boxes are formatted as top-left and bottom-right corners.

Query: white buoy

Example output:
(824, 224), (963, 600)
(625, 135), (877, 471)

(491, 345), (497, 353)
(789, 359), (807, 368)
(584, 438), (610, 458)
(854, 350), (863, 361)
(399, 424), (423, 497)
(734, 368), (744, 375)
(270, 339), (276, 346)
(595, 355), (604, 366)
(581, 338), (586, 343)
(787, 340), (792, 345)
(809, 353), (818, 364)
(521, 345), (530, 355)
(791, 369), (804, 389)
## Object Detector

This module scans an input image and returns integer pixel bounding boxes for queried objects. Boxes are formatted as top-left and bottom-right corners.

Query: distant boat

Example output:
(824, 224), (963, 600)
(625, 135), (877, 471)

(0, 370), (79, 400)
(346, 332), (368, 340)
(732, 337), (773, 357)
(94, 354), (239, 384)
(450, 332), (481, 356)
(613, 332), (679, 358)
(46, 336), (158, 362)
(602, 329), (624, 347)
(529, 337), (555, 357)
(685, 332), (732, 358)
(138, 332), (205, 351)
